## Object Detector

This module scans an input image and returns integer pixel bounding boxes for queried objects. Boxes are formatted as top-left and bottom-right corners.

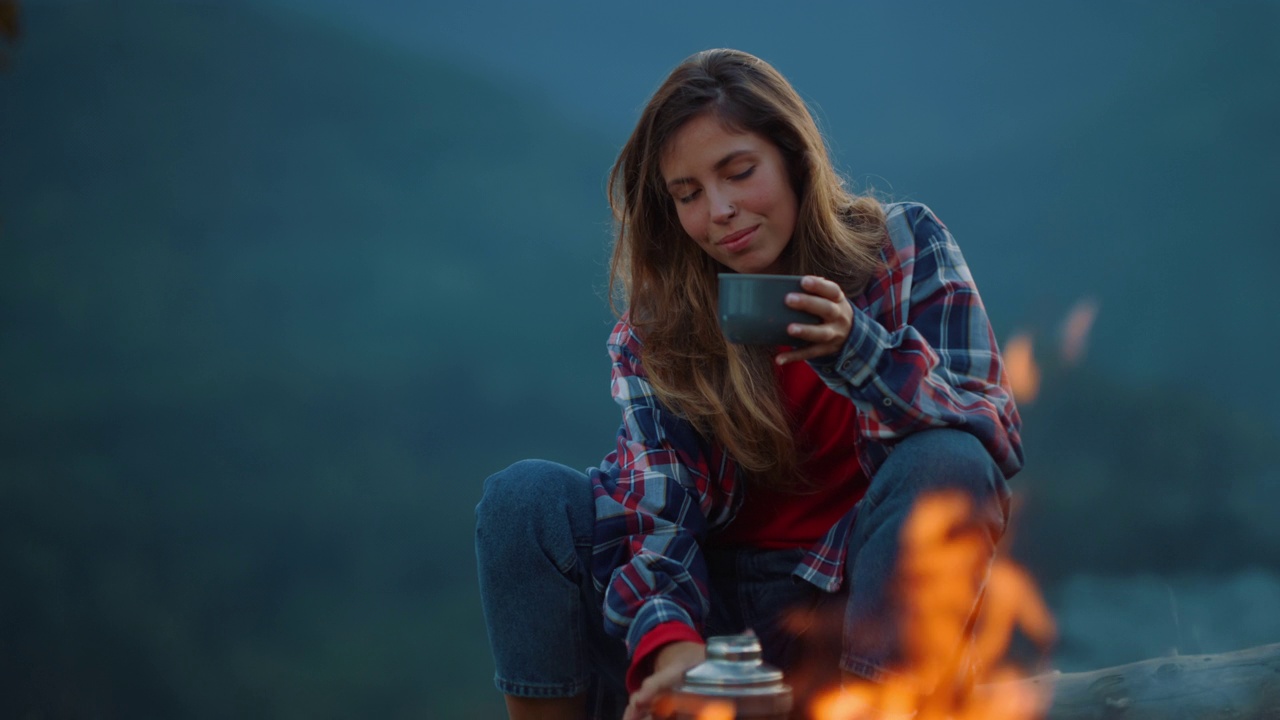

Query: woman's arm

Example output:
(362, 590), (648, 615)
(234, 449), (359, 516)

(622, 640), (708, 720)
(589, 320), (738, 687)
(786, 202), (1023, 478)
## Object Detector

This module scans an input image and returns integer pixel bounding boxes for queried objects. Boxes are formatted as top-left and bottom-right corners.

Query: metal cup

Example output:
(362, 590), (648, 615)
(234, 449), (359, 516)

(717, 273), (820, 346)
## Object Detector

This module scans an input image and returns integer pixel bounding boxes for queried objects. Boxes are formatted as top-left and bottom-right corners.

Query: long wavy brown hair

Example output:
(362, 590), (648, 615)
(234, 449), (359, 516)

(608, 49), (887, 489)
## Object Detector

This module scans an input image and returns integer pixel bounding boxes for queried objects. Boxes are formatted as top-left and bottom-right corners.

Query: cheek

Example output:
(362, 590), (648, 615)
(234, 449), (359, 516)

(742, 188), (774, 214)
(755, 179), (798, 232)
(753, 176), (794, 216)
(780, 191), (800, 233)
(676, 206), (706, 242)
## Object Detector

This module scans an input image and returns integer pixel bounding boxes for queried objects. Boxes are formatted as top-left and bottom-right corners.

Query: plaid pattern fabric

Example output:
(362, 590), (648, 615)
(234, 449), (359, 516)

(588, 202), (1024, 655)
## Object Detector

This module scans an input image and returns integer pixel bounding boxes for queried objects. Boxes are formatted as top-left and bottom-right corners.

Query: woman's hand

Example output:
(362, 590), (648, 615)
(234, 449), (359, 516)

(776, 275), (853, 365)
(622, 641), (706, 720)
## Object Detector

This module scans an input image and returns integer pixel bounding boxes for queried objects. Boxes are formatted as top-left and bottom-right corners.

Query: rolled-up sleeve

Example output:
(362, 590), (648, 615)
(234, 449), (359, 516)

(589, 321), (737, 654)
(812, 203), (1024, 479)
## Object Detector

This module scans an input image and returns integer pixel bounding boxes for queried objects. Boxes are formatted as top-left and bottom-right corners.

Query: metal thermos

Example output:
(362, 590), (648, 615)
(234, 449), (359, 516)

(661, 632), (793, 720)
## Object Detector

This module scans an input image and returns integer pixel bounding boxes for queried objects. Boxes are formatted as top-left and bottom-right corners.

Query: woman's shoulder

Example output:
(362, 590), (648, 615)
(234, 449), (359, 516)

(876, 201), (955, 255)
(607, 314), (646, 362)
(880, 201), (946, 234)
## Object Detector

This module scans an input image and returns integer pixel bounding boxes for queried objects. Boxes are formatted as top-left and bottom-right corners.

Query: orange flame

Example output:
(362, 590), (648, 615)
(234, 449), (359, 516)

(1059, 298), (1099, 367)
(653, 694), (735, 720)
(811, 491), (1055, 720)
(1003, 333), (1040, 404)
(695, 700), (734, 720)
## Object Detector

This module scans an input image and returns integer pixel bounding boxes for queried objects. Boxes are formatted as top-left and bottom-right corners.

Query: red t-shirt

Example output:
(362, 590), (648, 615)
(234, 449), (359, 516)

(710, 355), (868, 548)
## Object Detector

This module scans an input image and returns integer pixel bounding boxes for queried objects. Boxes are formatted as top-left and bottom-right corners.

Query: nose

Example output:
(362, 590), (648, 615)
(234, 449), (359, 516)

(709, 190), (737, 225)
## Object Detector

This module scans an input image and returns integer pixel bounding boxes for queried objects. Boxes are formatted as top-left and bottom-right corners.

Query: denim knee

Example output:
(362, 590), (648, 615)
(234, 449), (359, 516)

(475, 460), (613, 700)
(475, 459), (594, 574)
(876, 429), (1010, 524)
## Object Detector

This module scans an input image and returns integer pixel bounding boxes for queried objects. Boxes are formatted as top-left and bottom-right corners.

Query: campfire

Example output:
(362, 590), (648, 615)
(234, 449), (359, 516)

(807, 490), (1056, 720)
(661, 487), (1058, 720)
(1058, 298), (1098, 368)
(1002, 332), (1040, 405)
(801, 326), (1057, 719)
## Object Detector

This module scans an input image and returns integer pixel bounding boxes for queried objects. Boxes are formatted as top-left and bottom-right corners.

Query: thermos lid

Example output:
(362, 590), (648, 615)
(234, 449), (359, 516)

(678, 632), (788, 695)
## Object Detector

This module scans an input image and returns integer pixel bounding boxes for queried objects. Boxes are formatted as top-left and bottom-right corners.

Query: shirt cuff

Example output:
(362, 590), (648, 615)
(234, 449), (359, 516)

(626, 621), (705, 693)
(812, 302), (885, 388)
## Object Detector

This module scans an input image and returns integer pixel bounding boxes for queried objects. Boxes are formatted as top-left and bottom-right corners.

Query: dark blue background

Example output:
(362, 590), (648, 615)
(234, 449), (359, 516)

(3, 1), (1278, 716)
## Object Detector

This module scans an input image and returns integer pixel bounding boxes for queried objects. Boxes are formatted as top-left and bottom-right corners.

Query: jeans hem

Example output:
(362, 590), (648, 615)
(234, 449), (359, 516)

(494, 674), (591, 698)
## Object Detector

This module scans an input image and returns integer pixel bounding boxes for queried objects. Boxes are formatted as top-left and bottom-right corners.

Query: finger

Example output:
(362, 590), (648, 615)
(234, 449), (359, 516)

(777, 342), (839, 366)
(801, 275), (845, 302)
(627, 685), (656, 718)
(786, 292), (846, 323)
(789, 316), (845, 340)
(779, 323), (845, 361)
(624, 699), (654, 720)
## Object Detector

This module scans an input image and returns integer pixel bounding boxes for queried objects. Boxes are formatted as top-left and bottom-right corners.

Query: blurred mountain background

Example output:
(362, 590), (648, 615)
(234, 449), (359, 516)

(1, 0), (1277, 717)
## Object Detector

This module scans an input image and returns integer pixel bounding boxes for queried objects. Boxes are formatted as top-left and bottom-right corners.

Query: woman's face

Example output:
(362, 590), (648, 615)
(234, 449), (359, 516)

(659, 113), (799, 275)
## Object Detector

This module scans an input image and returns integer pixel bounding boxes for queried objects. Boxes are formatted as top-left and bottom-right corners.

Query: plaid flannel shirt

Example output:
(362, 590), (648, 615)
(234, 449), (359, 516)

(588, 201), (1024, 656)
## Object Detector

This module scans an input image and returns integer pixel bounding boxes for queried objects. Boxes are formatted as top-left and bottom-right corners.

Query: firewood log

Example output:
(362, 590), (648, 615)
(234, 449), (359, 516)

(1000, 642), (1280, 719)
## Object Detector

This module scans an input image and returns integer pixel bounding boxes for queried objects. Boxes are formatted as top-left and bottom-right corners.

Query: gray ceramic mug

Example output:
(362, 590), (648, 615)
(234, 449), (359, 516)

(718, 273), (821, 346)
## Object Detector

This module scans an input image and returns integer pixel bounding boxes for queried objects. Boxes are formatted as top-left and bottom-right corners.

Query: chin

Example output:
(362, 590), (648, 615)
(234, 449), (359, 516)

(735, 259), (785, 275)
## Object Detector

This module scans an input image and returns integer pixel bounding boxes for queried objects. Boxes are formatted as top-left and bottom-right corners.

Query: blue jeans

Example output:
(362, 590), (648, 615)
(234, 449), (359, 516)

(474, 429), (1009, 718)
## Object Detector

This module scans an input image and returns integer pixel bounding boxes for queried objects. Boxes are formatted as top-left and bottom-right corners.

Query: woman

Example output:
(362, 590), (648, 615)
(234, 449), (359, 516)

(476, 48), (1022, 720)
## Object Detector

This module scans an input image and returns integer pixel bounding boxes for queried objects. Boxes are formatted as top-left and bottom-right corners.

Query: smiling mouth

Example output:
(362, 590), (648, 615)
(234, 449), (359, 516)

(717, 226), (758, 249)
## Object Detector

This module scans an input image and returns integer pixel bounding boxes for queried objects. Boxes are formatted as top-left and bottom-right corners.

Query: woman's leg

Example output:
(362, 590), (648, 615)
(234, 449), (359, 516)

(703, 546), (815, 671)
(475, 460), (628, 719)
(840, 428), (1011, 681)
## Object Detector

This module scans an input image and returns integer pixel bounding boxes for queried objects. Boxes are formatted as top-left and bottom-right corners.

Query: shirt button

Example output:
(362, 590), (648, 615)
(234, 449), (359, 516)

(882, 397), (893, 407)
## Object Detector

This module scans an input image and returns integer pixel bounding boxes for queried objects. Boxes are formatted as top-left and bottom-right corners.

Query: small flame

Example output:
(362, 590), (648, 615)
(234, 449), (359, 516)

(695, 700), (734, 720)
(970, 563), (1057, 671)
(654, 694), (735, 720)
(1003, 333), (1040, 404)
(811, 491), (1055, 720)
(1059, 298), (1099, 367)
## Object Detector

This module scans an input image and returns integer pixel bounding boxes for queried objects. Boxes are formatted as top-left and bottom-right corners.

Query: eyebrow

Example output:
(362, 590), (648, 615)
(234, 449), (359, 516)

(664, 150), (754, 190)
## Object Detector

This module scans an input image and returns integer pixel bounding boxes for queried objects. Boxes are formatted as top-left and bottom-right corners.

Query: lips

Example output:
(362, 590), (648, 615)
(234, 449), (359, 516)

(717, 225), (758, 252)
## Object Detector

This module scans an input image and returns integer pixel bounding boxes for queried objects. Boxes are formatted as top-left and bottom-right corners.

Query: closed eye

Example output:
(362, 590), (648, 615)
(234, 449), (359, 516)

(677, 189), (701, 204)
(729, 166), (755, 181)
